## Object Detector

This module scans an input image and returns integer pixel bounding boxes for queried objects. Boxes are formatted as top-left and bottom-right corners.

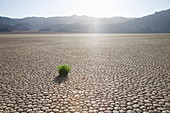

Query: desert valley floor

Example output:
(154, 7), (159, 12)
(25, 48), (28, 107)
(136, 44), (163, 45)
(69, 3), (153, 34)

(0, 33), (170, 113)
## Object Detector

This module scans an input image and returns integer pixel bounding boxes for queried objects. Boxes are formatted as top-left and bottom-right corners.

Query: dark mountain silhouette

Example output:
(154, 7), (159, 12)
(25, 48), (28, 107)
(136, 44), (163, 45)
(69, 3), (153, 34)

(0, 8), (170, 33)
(0, 15), (132, 32)
(107, 9), (170, 33)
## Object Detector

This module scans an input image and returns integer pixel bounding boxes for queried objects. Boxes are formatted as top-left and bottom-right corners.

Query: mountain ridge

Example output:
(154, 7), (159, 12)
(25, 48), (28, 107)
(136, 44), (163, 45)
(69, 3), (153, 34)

(0, 8), (170, 33)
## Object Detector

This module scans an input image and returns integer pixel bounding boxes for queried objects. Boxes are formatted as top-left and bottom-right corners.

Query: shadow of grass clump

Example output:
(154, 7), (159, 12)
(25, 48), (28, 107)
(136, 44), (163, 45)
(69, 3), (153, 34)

(53, 75), (68, 84)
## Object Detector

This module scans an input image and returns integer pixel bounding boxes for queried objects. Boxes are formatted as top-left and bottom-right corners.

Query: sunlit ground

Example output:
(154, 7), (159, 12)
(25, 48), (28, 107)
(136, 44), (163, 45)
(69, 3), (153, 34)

(0, 33), (170, 112)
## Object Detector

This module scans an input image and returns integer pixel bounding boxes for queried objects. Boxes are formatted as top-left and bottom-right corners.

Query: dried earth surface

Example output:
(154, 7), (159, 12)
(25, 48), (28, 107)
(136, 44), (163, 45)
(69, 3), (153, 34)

(0, 34), (170, 113)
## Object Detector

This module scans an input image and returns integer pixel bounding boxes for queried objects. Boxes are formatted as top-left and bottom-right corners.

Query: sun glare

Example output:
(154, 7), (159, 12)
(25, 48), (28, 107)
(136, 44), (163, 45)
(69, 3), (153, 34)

(73, 0), (116, 17)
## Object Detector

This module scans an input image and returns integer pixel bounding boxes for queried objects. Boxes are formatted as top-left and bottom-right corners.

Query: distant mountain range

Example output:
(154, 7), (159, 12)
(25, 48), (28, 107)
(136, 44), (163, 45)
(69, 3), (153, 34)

(0, 9), (170, 33)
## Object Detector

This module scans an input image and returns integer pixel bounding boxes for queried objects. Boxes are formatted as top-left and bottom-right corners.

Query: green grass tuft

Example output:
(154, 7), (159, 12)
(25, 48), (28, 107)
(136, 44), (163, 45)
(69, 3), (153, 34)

(57, 64), (71, 76)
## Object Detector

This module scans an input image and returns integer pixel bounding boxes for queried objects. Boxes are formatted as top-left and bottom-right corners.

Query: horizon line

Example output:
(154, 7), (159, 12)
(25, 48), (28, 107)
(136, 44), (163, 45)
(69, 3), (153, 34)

(0, 14), (137, 19)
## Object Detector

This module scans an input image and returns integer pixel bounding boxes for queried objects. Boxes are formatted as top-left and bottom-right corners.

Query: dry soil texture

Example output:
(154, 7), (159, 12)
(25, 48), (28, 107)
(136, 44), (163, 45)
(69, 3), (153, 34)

(0, 34), (170, 113)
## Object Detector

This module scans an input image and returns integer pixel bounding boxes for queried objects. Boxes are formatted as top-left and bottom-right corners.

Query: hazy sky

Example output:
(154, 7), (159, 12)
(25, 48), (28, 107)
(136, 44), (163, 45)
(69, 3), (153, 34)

(0, 0), (170, 18)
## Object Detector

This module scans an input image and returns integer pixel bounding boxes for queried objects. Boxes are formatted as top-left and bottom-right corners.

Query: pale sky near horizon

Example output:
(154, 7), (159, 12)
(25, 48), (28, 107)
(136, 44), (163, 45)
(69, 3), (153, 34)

(0, 0), (170, 18)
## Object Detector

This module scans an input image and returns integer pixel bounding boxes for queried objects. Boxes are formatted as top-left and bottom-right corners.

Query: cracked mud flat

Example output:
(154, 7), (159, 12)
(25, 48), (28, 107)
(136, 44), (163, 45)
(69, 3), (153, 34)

(0, 33), (170, 113)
